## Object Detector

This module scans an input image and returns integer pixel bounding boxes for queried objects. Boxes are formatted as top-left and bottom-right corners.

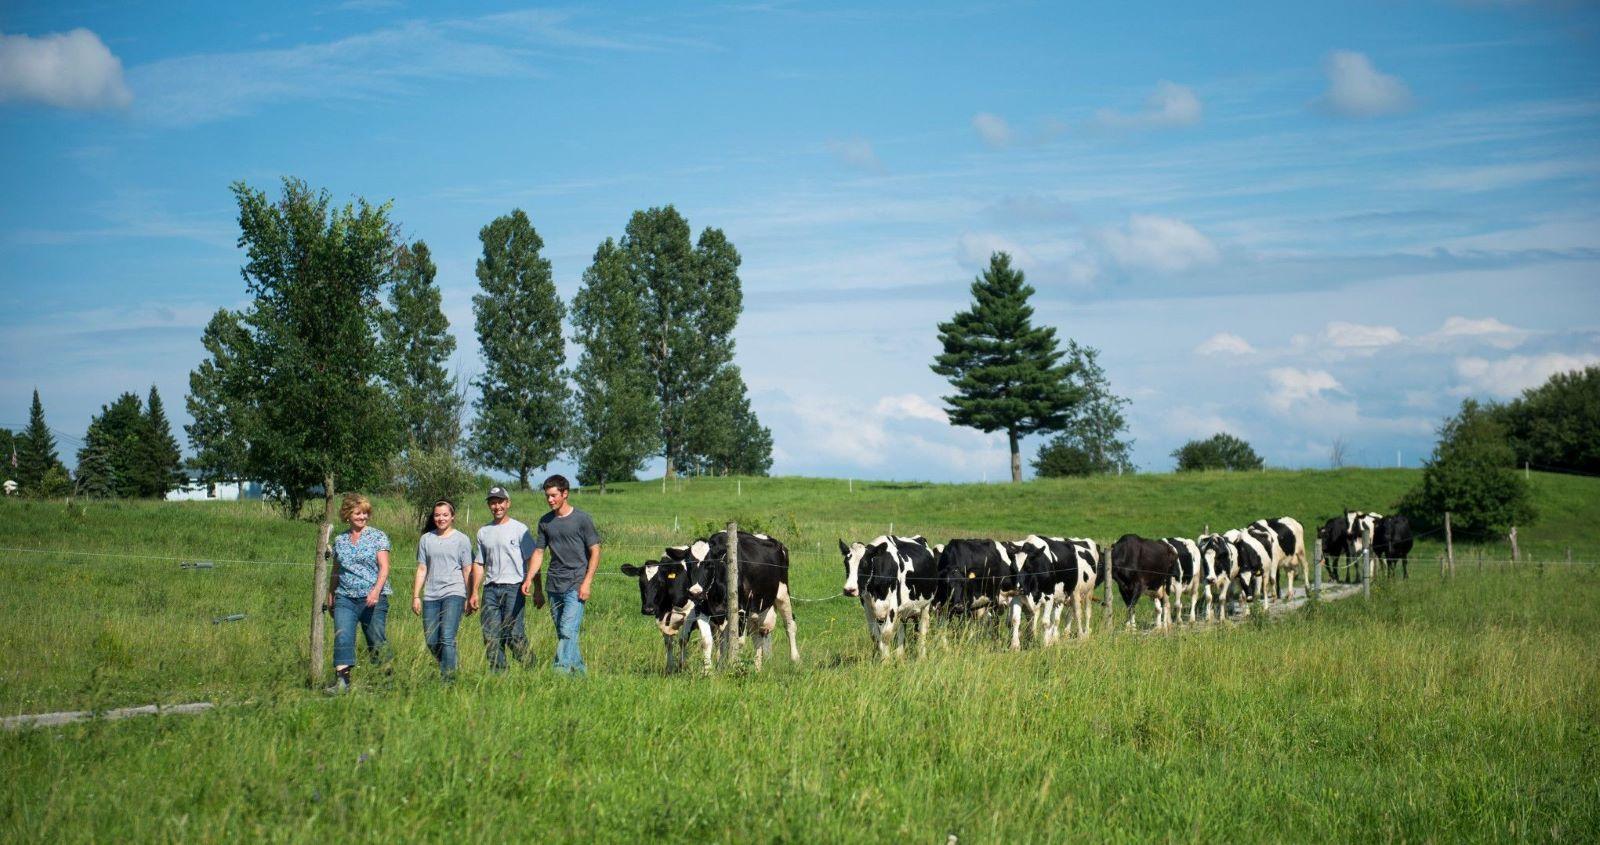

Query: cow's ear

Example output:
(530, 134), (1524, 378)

(664, 546), (688, 561)
(838, 539), (849, 555)
(870, 540), (889, 554)
(620, 563), (643, 577)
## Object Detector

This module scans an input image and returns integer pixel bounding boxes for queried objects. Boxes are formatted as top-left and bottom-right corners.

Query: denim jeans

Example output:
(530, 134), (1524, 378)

(480, 583), (529, 672)
(332, 593), (390, 668)
(422, 595), (466, 679)
(547, 589), (586, 674)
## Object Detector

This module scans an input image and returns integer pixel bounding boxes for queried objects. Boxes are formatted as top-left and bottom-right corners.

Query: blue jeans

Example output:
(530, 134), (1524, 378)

(332, 593), (390, 668)
(422, 595), (465, 679)
(547, 589), (586, 675)
(480, 583), (530, 672)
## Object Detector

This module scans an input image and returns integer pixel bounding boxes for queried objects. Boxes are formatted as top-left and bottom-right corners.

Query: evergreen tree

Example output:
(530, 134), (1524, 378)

(16, 389), (67, 496)
(379, 240), (461, 451)
(140, 386), (184, 496)
(1032, 341), (1134, 477)
(231, 177), (401, 516)
(1172, 432), (1263, 472)
(932, 252), (1082, 483)
(0, 429), (15, 479)
(467, 209), (569, 489)
(185, 309), (253, 485)
(1398, 399), (1535, 537)
(76, 392), (145, 498)
(570, 237), (660, 492)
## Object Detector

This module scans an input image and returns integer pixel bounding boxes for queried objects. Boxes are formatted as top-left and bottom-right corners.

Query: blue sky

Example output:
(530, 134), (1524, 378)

(2, 0), (1598, 482)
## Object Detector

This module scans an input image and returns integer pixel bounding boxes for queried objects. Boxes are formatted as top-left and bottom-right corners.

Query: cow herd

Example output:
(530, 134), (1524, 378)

(620, 511), (1412, 672)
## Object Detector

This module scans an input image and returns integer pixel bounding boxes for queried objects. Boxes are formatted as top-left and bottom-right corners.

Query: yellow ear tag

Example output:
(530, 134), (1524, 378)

(666, 573), (676, 579)
(968, 572), (976, 579)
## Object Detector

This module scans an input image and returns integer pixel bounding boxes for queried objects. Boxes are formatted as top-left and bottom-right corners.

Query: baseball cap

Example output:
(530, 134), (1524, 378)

(486, 486), (510, 502)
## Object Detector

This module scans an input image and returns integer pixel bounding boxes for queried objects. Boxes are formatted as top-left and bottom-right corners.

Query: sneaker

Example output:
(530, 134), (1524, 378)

(322, 677), (350, 696)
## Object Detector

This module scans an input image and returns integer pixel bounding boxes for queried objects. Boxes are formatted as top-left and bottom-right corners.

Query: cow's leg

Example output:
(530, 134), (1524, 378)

(695, 617), (715, 671)
(662, 634), (676, 673)
(777, 582), (800, 662)
(1009, 599), (1023, 651)
(916, 607), (931, 659)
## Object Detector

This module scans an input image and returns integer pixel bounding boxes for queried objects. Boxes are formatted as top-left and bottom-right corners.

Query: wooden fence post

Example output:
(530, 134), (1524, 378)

(1313, 538), (1323, 598)
(1509, 526), (1520, 564)
(1444, 512), (1454, 579)
(1361, 547), (1371, 601)
(308, 478), (337, 689)
(726, 521), (741, 664)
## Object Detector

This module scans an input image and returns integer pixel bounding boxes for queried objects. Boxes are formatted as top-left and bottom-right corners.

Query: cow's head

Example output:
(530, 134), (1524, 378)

(839, 538), (888, 598)
(682, 539), (719, 599)
(618, 560), (664, 616)
(620, 555), (693, 626)
(1198, 534), (1233, 585)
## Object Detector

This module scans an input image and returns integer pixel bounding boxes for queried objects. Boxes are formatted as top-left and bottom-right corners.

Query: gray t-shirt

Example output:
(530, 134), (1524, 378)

(536, 508), (601, 594)
(476, 518), (534, 585)
(417, 530), (472, 599)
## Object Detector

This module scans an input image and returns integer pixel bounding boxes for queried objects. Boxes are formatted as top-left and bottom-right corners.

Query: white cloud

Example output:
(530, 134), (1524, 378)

(972, 112), (1014, 149)
(1266, 368), (1344, 413)
(956, 232), (1034, 270)
(827, 137), (882, 172)
(1431, 316), (1525, 349)
(1094, 80), (1202, 129)
(872, 394), (948, 424)
(1318, 50), (1413, 118)
(1455, 352), (1600, 397)
(1196, 333), (1255, 355)
(0, 28), (131, 110)
(785, 396), (890, 466)
(1098, 214), (1219, 272)
(1324, 321), (1404, 348)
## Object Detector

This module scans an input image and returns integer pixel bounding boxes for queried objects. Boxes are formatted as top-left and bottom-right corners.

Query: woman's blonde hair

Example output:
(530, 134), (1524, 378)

(339, 493), (372, 524)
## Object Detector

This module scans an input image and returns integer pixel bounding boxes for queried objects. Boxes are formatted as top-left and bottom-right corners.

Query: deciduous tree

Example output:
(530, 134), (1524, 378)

(1031, 341), (1133, 477)
(1398, 398), (1534, 537)
(379, 240), (461, 451)
(570, 237), (659, 492)
(1171, 432), (1263, 472)
(185, 309), (253, 485)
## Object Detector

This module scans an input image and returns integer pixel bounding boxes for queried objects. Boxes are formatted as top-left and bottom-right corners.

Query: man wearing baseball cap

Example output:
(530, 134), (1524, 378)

(470, 486), (540, 672)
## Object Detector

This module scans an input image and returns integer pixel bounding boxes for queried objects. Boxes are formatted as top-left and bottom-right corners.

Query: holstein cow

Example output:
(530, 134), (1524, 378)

(1373, 514), (1415, 579)
(1109, 534), (1178, 630)
(1248, 517), (1307, 601)
(839, 535), (943, 657)
(1223, 528), (1270, 608)
(1346, 511), (1383, 580)
(1162, 537), (1203, 625)
(1317, 516), (1354, 584)
(683, 531), (800, 669)
(938, 539), (1023, 646)
(1197, 533), (1237, 620)
(1007, 536), (1101, 647)
(619, 553), (698, 672)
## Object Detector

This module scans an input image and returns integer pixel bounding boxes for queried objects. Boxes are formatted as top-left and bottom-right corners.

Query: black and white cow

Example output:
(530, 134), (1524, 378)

(1348, 511), (1383, 580)
(1109, 534), (1178, 630)
(1007, 535), (1101, 646)
(937, 539), (1023, 647)
(839, 535), (942, 657)
(1223, 528), (1270, 607)
(1248, 517), (1307, 601)
(1197, 533), (1237, 620)
(683, 531), (800, 669)
(619, 552), (697, 672)
(1162, 537), (1203, 625)
(1317, 516), (1354, 583)
(1373, 514), (1415, 579)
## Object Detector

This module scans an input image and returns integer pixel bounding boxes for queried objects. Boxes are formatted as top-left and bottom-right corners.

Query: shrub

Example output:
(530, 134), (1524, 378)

(1397, 399), (1535, 538)
(1171, 433), (1263, 472)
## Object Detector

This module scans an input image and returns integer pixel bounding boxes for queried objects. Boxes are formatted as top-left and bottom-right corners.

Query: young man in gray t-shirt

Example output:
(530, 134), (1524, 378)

(520, 474), (601, 674)
(473, 486), (539, 672)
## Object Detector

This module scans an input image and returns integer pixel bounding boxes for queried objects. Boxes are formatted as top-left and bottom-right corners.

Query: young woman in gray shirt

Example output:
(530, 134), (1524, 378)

(412, 500), (473, 681)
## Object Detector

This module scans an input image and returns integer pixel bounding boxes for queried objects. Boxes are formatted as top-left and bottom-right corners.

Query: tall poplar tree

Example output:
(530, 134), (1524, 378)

(684, 364), (773, 476)
(570, 237), (659, 492)
(16, 389), (67, 495)
(468, 209), (568, 489)
(185, 309), (253, 484)
(932, 252), (1082, 483)
(379, 240), (461, 450)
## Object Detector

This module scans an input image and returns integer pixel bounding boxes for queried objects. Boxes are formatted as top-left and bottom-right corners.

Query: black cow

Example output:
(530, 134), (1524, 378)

(937, 539), (1022, 646)
(1317, 517), (1354, 583)
(1109, 534), (1178, 630)
(1373, 514), (1414, 579)
(683, 530), (800, 669)
(619, 553), (697, 672)
(838, 535), (943, 657)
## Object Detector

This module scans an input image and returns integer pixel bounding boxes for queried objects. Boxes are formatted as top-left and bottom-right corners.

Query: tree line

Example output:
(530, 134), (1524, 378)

(181, 179), (773, 518)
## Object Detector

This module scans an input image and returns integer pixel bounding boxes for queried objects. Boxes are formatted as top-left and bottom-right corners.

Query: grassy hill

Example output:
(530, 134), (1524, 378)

(1, 469), (1595, 841)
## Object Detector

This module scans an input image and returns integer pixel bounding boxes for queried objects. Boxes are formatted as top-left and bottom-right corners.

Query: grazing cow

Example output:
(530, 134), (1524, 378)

(1372, 514), (1415, 579)
(1223, 528), (1270, 607)
(1109, 534), (1178, 630)
(1249, 517), (1307, 601)
(619, 553), (697, 672)
(839, 535), (942, 657)
(938, 539), (1023, 648)
(1006, 536), (1101, 647)
(1162, 537), (1203, 625)
(1197, 533), (1237, 620)
(1317, 517), (1355, 583)
(683, 531), (800, 669)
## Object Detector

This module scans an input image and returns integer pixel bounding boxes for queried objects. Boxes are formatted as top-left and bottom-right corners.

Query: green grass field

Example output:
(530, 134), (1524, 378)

(2, 470), (1596, 841)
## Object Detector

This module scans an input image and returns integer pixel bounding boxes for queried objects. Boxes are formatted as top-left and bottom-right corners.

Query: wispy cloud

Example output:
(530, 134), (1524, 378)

(0, 28), (131, 110)
(826, 137), (883, 173)
(1097, 214), (1219, 272)
(1324, 321), (1404, 349)
(1094, 80), (1202, 129)
(1316, 50), (1413, 118)
(1456, 352), (1600, 397)
(1197, 333), (1255, 355)
(972, 112), (1014, 149)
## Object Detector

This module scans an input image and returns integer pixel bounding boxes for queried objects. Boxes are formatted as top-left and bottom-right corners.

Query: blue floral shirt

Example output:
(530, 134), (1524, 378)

(333, 527), (392, 598)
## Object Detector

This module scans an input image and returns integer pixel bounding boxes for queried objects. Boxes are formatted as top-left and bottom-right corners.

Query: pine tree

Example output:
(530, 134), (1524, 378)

(932, 252), (1082, 483)
(141, 386), (184, 496)
(16, 389), (67, 495)
(76, 392), (145, 497)
(185, 309), (254, 485)
(570, 237), (660, 492)
(467, 209), (569, 489)
(379, 240), (461, 451)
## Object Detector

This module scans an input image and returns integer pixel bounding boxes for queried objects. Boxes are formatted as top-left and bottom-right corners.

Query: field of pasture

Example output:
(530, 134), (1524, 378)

(2, 469), (1597, 841)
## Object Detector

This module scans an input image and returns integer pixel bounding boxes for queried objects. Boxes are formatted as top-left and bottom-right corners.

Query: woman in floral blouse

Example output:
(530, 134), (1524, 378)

(324, 493), (392, 692)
